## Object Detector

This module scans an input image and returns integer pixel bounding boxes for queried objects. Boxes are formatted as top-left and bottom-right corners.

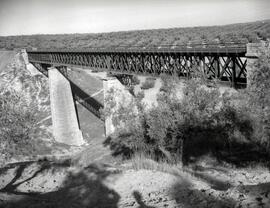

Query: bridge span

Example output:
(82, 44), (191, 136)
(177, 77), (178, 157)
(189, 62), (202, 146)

(27, 43), (250, 88)
(25, 42), (263, 142)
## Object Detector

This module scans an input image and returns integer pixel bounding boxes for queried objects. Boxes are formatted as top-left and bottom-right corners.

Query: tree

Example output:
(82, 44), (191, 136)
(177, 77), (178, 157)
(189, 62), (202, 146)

(0, 89), (37, 166)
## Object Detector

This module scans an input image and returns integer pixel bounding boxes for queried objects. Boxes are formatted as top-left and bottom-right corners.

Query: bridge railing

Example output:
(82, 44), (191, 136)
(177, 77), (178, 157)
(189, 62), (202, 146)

(27, 42), (247, 54)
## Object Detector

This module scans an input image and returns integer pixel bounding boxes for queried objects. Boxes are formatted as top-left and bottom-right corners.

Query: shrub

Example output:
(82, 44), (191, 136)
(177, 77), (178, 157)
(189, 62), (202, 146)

(127, 85), (135, 95)
(136, 91), (145, 100)
(147, 79), (224, 163)
(159, 75), (178, 93)
(107, 72), (115, 77)
(141, 78), (155, 90)
(105, 49), (270, 165)
(0, 89), (37, 166)
(105, 77), (263, 166)
(91, 69), (99, 73)
(132, 75), (140, 85)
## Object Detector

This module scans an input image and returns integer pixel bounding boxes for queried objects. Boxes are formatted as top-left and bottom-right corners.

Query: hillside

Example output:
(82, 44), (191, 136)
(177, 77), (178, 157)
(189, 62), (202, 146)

(0, 20), (270, 50)
(0, 51), (51, 135)
(0, 51), (55, 158)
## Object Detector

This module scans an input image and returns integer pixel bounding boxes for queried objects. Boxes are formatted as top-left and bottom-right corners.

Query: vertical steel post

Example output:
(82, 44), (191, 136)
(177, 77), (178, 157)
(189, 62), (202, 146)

(231, 56), (236, 88)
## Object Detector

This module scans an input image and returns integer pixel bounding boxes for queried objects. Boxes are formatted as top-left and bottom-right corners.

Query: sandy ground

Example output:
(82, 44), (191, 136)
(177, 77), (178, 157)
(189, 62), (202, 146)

(0, 160), (270, 208)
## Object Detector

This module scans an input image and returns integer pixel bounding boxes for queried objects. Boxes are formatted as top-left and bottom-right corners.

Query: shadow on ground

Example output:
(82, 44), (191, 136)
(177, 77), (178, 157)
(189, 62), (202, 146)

(170, 167), (270, 208)
(183, 129), (270, 168)
(133, 191), (155, 208)
(171, 181), (236, 208)
(171, 178), (270, 208)
(0, 161), (121, 208)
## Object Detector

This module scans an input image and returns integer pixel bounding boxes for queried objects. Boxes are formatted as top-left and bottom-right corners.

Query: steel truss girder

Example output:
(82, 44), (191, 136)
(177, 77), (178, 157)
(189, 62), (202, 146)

(28, 52), (247, 87)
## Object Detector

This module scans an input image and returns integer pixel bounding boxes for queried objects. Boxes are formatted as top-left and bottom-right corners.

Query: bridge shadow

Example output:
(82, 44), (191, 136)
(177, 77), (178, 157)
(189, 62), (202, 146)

(0, 161), (120, 208)
(70, 81), (104, 120)
(32, 63), (104, 120)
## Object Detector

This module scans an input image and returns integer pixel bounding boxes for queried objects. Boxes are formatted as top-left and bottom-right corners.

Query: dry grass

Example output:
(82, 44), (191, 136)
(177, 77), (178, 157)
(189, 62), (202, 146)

(130, 153), (184, 177)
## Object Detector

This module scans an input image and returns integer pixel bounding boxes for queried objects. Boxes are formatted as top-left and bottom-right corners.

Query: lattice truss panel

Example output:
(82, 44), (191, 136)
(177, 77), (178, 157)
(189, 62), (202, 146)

(28, 52), (247, 86)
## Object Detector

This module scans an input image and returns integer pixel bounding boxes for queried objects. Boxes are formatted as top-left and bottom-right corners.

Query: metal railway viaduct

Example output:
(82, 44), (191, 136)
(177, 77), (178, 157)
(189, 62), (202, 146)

(26, 42), (260, 145)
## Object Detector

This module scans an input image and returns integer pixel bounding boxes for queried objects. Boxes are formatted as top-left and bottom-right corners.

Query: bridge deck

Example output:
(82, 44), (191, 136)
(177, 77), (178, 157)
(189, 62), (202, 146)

(27, 43), (247, 55)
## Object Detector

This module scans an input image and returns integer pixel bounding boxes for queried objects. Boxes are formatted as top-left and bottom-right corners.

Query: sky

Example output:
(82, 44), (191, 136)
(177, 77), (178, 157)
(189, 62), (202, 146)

(0, 0), (270, 36)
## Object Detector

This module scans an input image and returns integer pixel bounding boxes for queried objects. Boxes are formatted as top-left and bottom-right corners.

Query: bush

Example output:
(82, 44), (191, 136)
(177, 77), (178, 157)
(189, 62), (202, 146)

(136, 91), (145, 100)
(159, 75), (178, 93)
(146, 79), (225, 163)
(105, 77), (264, 166)
(91, 69), (99, 73)
(0, 90), (37, 166)
(141, 78), (155, 90)
(107, 72), (115, 77)
(105, 49), (270, 165)
(127, 85), (135, 95)
(132, 76), (140, 85)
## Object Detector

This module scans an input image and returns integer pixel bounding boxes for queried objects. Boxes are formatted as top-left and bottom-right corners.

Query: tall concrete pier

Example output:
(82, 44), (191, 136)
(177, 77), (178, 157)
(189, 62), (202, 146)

(49, 68), (85, 146)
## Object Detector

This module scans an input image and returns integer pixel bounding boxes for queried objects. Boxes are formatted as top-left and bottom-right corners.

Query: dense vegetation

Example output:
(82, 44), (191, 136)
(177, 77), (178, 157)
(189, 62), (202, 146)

(105, 49), (270, 167)
(0, 89), (37, 166)
(0, 20), (270, 50)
